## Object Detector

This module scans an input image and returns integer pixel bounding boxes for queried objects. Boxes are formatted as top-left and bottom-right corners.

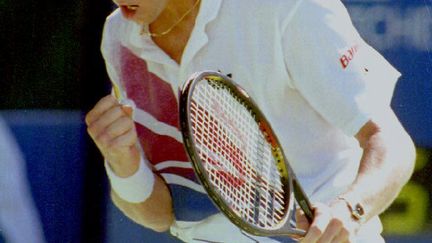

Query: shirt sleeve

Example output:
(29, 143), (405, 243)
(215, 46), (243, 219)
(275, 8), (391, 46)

(282, 0), (401, 136)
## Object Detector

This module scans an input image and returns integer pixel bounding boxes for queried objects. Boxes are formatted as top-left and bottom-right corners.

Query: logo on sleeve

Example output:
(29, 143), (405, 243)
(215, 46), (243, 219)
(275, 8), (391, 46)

(340, 45), (359, 69)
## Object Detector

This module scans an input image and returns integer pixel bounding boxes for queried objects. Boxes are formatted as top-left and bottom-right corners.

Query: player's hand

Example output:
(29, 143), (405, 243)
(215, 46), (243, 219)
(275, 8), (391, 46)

(86, 95), (140, 177)
(296, 201), (360, 243)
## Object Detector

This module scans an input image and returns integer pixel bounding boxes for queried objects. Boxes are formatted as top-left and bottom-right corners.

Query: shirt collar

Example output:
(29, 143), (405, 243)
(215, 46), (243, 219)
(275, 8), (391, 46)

(122, 0), (222, 67)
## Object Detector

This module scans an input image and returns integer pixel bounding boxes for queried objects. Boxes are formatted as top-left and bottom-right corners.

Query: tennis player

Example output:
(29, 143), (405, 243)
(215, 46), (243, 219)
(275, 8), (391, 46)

(85, 0), (416, 242)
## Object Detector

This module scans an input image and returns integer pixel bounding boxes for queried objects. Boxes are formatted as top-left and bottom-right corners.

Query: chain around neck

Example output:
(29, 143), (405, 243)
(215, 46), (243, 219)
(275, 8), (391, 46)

(140, 0), (201, 38)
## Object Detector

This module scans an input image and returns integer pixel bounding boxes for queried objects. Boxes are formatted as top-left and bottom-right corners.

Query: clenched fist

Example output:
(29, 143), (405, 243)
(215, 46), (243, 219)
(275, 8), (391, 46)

(86, 95), (140, 177)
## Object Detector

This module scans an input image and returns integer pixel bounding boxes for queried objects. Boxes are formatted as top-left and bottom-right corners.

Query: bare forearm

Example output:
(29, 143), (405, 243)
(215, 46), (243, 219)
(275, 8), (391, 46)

(111, 174), (174, 232)
(298, 115), (415, 242)
(86, 96), (175, 232)
(343, 116), (416, 221)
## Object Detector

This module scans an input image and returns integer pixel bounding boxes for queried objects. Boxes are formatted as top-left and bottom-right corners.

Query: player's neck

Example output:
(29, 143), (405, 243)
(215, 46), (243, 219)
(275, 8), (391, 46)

(149, 0), (201, 64)
(148, 0), (200, 38)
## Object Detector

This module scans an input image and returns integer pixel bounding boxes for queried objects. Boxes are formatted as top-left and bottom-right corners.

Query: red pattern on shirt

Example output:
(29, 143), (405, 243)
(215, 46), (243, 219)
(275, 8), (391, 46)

(119, 46), (191, 170)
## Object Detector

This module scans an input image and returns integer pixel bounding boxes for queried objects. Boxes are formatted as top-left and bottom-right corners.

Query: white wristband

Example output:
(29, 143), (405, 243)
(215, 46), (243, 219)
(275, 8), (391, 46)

(105, 156), (155, 203)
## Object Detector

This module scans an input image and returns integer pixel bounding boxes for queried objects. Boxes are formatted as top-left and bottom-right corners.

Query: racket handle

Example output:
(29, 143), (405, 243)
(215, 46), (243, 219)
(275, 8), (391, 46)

(293, 179), (314, 224)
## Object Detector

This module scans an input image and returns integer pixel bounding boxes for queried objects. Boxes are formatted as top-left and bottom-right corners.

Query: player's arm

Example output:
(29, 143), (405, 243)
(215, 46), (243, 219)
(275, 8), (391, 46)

(111, 174), (174, 232)
(299, 108), (416, 242)
(85, 95), (174, 232)
(344, 109), (416, 222)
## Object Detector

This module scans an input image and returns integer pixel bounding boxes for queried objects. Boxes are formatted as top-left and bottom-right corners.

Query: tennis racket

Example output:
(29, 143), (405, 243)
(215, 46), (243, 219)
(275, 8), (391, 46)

(179, 71), (314, 237)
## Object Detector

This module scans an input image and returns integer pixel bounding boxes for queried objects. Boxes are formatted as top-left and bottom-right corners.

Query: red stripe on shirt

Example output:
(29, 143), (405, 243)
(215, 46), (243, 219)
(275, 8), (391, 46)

(135, 123), (189, 165)
(118, 46), (192, 174)
(119, 46), (179, 128)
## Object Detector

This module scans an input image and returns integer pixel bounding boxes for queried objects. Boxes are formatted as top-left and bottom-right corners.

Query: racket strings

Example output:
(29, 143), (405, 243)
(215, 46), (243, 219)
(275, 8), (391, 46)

(191, 99), (258, 209)
(190, 80), (288, 229)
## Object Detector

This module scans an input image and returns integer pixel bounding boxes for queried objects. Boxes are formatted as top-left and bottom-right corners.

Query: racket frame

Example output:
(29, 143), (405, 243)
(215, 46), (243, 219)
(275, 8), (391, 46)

(179, 71), (313, 237)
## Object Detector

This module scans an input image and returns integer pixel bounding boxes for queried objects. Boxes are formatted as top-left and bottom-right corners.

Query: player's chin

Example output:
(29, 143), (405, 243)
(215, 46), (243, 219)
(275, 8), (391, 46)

(119, 5), (138, 20)
(135, 17), (158, 27)
(119, 7), (149, 24)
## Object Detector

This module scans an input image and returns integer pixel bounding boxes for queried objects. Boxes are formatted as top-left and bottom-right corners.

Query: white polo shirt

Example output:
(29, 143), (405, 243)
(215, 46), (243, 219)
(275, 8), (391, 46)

(101, 0), (399, 242)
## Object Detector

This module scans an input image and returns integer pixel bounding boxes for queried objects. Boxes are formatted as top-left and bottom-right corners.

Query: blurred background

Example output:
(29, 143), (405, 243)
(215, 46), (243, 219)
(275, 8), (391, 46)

(0, 0), (431, 242)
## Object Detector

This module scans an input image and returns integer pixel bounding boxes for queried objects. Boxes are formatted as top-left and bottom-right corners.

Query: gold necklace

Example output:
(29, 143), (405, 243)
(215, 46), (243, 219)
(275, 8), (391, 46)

(140, 0), (201, 37)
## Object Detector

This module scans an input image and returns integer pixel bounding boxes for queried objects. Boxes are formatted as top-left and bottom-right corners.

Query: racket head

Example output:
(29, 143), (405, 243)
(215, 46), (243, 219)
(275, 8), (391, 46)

(179, 71), (312, 237)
